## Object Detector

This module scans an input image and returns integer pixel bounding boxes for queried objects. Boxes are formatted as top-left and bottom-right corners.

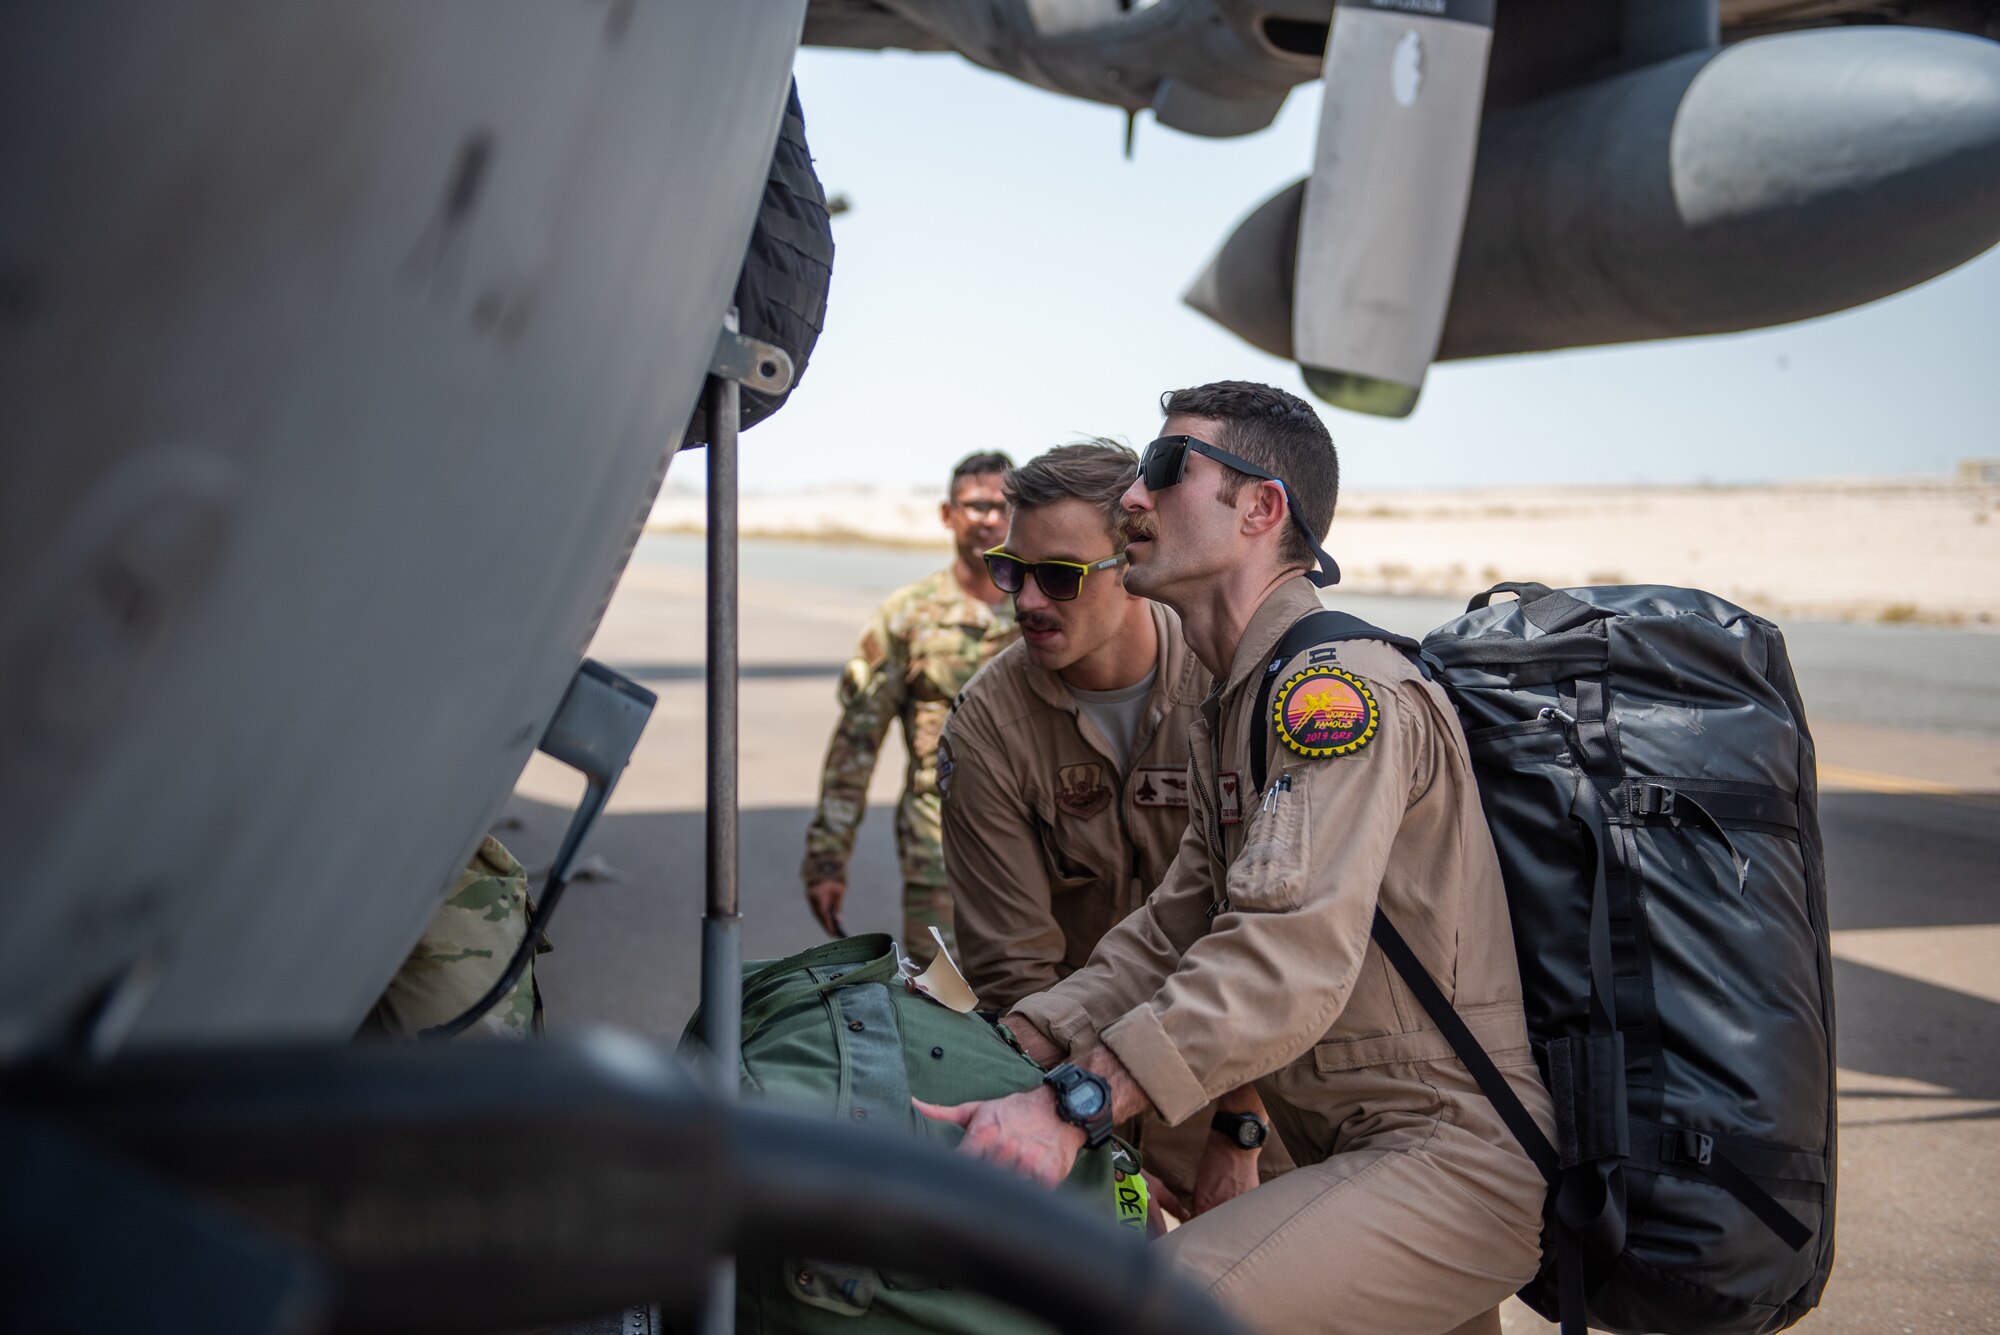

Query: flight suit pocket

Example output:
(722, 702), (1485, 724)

(1226, 779), (1309, 912)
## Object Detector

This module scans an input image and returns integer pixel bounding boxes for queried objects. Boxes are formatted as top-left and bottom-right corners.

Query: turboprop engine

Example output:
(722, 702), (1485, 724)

(1185, 25), (2000, 414)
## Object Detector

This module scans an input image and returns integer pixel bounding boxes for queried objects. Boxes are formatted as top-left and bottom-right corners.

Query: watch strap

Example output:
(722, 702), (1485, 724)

(1043, 1062), (1115, 1148)
(1210, 1109), (1269, 1149)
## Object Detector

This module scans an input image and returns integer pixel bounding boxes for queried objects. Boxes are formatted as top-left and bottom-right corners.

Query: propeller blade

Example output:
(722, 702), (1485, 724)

(1292, 0), (1494, 417)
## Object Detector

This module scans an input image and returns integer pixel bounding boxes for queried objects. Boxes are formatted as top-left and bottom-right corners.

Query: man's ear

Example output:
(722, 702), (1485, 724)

(939, 500), (953, 529)
(1239, 479), (1289, 541)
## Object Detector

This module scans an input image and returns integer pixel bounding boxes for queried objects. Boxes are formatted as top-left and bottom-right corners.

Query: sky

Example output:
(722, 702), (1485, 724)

(715, 45), (2000, 496)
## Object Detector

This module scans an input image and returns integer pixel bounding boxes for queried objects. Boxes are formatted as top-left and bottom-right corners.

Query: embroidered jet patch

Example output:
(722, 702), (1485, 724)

(1272, 667), (1379, 758)
(1132, 767), (1190, 808)
(1217, 771), (1243, 825)
(1055, 762), (1113, 819)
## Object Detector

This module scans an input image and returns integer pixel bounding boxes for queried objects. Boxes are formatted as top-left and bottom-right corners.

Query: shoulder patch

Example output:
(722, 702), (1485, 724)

(937, 736), (956, 799)
(1272, 666), (1379, 758)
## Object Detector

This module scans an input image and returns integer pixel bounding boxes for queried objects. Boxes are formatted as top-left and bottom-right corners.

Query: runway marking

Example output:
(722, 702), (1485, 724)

(1817, 762), (1964, 795)
(1817, 762), (2000, 811)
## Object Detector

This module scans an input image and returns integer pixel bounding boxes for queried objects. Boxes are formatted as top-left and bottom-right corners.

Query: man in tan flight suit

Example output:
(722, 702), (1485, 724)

(918, 382), (1552, 1335)
(941, 440), (1285, 1214)
(802, 451), (1017, 964)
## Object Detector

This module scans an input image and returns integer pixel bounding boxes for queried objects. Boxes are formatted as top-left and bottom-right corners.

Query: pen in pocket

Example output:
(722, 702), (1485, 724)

(1261, 772), (1292, 812)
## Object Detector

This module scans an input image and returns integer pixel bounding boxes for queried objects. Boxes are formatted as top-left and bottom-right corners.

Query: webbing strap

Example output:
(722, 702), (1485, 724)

(1376, 907), (1592, 1335)
(1466, 582), (1609, 634)
(1371, 910), (1588, 1335)
(1368, 911), (1559, 1184)
(1703, 1149), (1816, 1251)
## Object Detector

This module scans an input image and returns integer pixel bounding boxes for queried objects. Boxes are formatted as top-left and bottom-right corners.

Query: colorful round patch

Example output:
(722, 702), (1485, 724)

(1272, 667), (1379, 758)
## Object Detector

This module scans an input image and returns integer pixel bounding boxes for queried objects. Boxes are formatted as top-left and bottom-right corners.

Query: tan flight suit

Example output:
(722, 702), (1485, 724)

(943, 602), (1294, 1202)
(940, 603), (1215, 1198)
(940, 602), (1209, 1010)
(1011, 578), (1553, 1335)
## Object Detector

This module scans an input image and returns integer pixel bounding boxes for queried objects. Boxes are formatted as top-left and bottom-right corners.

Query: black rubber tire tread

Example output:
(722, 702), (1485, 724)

(687, 80), (834, 445)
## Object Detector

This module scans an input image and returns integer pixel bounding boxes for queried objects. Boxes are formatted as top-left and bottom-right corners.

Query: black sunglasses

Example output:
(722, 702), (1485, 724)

(983, 548), (1127, 602)
(1137, 435), (1341, 587)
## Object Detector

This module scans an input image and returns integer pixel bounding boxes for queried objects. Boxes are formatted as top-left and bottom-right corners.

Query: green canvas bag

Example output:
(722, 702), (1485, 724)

(680, 934), (1147, 1333)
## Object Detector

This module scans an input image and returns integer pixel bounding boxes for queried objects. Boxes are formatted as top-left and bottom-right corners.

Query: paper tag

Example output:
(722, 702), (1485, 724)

(908, 926), (980, 1013)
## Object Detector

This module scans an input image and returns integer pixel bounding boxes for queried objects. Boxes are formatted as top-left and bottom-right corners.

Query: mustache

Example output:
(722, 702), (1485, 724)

(1120, 516), (1157, 544)
(1019, 612), (1063, 633)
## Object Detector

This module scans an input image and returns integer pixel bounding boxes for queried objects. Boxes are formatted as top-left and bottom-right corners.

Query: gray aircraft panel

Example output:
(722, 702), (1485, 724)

(0, 1), (809, 1054)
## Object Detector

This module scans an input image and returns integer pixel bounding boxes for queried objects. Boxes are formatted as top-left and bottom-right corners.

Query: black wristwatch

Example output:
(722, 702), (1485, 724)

(1043, 1062), (1115, 1148)
(1210, 1109), (1270, 1150)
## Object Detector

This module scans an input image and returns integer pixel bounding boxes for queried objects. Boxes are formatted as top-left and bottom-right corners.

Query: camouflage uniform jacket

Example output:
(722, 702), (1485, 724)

(803, 567), (1016, 890)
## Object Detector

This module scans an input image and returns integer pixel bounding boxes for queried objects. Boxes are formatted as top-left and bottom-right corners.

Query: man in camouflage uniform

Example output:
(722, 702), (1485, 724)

(803, 451), (1018, 964)
(361, 834), (544, 1039)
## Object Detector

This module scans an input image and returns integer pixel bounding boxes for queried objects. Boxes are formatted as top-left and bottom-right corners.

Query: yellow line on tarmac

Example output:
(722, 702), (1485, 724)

(1816, 763), (1963, 796)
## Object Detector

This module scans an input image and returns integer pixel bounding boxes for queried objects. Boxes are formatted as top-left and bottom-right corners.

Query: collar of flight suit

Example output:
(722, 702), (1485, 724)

(1210, 575), (1326, 706)
(1018, 601), (1207, 719)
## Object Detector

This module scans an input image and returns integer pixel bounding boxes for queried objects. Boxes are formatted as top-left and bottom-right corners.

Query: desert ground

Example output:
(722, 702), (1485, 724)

(647, 475), (2000, 627)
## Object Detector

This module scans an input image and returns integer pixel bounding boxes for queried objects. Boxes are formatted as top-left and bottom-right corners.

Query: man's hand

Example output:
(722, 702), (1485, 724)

(1191, 1133), (1261, 1216)
(1145, 1168), (1191, 1230)
(999, 1013), (1062, 1068)
(805, 879), (846, 937)
(914, 1087), (1086, 1190)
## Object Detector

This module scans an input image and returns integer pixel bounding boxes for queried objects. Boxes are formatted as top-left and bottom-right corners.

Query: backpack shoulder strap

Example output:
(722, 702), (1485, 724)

(1248, 610), (1436, 795)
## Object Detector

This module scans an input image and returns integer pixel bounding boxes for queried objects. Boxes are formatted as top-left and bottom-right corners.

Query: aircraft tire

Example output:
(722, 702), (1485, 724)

(686, 79), (834, 446)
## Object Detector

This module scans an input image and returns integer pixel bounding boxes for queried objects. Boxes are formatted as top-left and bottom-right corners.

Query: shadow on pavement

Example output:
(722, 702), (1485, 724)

(1822, 790), (2000, 931)
(1832, 958), (2000, 1104)
(494, 798), (908, 1041)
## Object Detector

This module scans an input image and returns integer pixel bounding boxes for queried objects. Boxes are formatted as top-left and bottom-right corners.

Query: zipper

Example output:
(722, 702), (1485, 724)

(1189, 731), (1228, 871)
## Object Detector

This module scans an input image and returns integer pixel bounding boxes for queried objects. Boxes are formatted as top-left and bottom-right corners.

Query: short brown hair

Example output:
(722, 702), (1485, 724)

(1159, 381), (1337, 568)
(1002, 439), (1138, 540)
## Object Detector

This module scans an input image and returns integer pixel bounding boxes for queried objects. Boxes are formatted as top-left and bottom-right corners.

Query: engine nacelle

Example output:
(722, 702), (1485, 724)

(1187, 27), (2000, 370)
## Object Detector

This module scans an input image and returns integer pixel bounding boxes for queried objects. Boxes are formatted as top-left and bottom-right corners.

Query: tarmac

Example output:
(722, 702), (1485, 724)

(506, 535), (2000, 1334)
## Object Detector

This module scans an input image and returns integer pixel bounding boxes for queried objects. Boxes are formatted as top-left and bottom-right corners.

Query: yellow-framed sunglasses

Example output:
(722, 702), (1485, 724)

(982, 547), (1127, 601)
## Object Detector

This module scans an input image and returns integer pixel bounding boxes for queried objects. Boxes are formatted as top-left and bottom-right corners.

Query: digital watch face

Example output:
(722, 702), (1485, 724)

(1068, 1081), (1106, 1118)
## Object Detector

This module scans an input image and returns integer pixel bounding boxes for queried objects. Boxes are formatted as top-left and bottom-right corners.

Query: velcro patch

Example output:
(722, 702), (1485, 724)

(1056, 762), (1112, 819)
(1272, 667), (1379, 758)
(1217, 771), (1244, 825)
(1132, 767), (1190, 808)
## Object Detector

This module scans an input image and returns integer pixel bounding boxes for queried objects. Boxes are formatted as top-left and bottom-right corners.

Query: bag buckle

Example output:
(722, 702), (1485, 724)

(1676, 1130), (1714, 1167)
(1633, 782), (1677, 819)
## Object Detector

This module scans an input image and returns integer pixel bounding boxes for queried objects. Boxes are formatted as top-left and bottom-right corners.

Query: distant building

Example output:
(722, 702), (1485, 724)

(1959, 458), (2000, 486)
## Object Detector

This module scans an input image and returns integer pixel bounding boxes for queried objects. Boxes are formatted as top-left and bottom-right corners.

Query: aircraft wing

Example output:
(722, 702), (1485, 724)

(805, 0), (951, 52)
(798, 1), (2000, 418)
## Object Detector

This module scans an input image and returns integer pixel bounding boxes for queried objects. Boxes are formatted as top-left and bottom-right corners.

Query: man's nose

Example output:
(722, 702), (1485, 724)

(1014, 574), (1050, 612)
(1121, 479), (1151, 512)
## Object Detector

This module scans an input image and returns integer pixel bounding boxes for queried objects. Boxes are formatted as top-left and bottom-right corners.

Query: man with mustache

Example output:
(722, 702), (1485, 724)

(802, 451), (1017, 964)
(918, 383), (1552, 1335)
(939, 440), (1283, 1216)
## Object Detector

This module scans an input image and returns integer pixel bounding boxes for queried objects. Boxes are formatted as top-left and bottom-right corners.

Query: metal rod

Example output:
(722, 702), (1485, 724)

(700, 316), (743, 1335)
